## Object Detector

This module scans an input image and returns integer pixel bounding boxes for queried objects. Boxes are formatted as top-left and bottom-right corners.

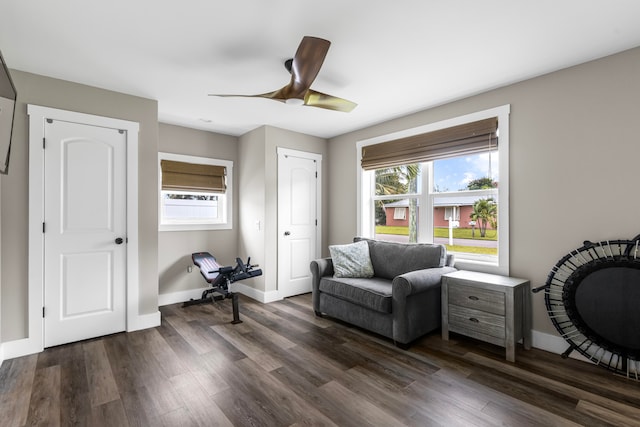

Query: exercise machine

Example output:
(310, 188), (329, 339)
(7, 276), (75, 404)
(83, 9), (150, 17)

(184, 252), (262, 324)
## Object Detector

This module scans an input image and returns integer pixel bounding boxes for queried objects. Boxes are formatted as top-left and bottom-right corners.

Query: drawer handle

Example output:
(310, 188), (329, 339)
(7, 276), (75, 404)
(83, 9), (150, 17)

(468, 296), (480, 301)
(469, 317), (480, 323)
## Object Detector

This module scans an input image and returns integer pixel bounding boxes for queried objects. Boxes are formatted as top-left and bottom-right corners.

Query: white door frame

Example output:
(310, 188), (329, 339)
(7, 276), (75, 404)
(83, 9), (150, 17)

(16, 105), (141, 357)
(277, 147), (322, 296)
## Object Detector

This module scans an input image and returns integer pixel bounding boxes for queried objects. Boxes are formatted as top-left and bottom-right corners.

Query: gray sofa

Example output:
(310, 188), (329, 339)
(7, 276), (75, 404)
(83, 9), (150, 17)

(311, 238), (456, 348)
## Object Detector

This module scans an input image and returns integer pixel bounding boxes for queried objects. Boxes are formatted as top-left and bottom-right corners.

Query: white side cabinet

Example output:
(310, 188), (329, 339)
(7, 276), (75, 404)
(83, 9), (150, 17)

(442, 270), (531, 362)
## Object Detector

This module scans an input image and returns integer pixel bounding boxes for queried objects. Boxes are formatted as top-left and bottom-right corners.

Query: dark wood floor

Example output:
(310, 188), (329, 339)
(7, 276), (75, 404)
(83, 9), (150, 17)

(1, 293), (639, 426)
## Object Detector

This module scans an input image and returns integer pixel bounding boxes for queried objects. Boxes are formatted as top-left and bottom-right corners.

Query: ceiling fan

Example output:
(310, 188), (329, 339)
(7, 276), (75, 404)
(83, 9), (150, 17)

(210, 36), (357, 112)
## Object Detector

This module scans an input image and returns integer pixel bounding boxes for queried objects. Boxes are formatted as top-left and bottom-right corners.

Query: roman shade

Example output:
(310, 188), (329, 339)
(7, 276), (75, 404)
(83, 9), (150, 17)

(361, 117), (498, 170)
(161, 160), (226, 193)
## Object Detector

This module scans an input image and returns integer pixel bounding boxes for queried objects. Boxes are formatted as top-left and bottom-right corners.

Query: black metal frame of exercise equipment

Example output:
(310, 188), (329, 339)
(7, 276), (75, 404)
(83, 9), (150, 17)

(183, 252), (262, 324)
(533, 234), (640, 380)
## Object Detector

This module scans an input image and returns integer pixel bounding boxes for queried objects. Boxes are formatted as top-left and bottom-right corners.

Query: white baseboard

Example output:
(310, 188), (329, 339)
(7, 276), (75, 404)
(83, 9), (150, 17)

(531, 330), (590, 363)
(232, 282), (282, 303)
(158, 284), (283, 306)
(2, 336), (42, 360)
(158, 287), (210, 306)
(1, 311), (158, 361)
(127, 311), (161, 332)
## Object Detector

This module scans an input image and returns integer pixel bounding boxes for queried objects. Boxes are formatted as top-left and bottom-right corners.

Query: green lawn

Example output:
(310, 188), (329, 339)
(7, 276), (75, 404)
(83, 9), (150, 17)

(376, 225), (497, 241)
(444, 245), (497, 256)
(375, 226), (410, 236)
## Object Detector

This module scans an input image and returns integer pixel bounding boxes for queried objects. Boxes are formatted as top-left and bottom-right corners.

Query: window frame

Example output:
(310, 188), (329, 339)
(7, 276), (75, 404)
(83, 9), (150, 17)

(158, 152), (233, 232)
(357, 105), (510, 275)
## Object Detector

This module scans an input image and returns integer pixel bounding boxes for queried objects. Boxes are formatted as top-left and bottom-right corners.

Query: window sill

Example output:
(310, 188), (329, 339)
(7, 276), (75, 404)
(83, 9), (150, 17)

(159, 223), (232, 232)
(452, 255), (507, 276)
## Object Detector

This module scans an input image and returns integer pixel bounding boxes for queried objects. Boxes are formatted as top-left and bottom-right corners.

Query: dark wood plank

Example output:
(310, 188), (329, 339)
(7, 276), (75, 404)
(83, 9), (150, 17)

(26, 364), (61, 427)
(82, 340), (120, 407)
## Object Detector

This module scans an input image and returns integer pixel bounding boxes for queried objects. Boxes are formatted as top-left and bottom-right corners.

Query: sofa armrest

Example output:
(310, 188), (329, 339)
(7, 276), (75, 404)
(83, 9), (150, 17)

(310, 257), (334, 280)
(445, 254), (455, 267)
(392, 266), (458, 298)
(310, 258), (334, 312)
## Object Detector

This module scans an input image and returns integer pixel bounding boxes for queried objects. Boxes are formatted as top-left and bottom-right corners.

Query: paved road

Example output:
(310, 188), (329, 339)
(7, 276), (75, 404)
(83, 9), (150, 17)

(376, 234), (497, 248)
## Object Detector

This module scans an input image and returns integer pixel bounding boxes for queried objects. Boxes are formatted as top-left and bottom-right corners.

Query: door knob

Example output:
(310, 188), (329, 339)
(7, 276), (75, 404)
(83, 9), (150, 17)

(115, 237), (124, 245)
(284, 231), (291, 236)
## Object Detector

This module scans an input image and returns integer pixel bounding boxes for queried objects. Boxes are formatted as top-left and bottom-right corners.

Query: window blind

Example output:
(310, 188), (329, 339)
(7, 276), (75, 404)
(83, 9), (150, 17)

(161, 160), (227, 193)
(361, 117), (498, 170)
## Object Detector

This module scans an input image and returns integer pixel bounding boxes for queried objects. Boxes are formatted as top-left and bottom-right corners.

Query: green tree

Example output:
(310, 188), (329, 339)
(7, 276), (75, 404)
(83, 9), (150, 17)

(466, 177), (497, 190)
(470, 197), (497, 238)
(374, 164), (420, 242)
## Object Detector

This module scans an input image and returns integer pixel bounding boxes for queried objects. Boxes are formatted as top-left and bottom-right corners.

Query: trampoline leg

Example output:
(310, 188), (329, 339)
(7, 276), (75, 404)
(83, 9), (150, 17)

(231, 292), (242, 324)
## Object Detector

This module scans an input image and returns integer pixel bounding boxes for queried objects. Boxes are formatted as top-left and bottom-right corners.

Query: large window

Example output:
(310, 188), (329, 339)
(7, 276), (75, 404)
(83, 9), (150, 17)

(159, 152), (233, 231)
(358, 106), (509, 274)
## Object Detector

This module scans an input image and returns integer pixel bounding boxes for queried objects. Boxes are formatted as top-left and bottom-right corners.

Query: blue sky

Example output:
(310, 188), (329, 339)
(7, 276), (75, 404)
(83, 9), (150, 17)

(433, 151), (499, 192)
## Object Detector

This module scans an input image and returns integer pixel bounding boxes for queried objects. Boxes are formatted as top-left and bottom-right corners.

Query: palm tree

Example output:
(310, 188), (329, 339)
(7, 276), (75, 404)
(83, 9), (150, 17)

(469, 198), (497, 238)
(375, 164), (420, 242)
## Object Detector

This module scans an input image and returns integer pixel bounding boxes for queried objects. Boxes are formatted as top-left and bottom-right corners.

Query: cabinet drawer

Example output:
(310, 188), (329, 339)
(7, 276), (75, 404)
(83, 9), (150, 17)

(448, 283), (505, 315)
(448, 305), (505, 339)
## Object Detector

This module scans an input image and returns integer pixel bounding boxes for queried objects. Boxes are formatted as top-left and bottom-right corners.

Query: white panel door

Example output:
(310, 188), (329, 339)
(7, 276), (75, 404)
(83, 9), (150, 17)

(278, 150), (319, 298)
(44, 119), (127, 347)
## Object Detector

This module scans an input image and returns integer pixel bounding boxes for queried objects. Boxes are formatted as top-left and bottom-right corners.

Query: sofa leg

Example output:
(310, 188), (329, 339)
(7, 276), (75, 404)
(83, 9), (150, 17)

(314, 310), (323, 317)
(395, 341), (410, 350)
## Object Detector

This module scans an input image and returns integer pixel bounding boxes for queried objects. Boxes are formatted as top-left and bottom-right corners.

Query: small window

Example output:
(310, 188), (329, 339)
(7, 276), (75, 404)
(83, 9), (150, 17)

(159, 152), (233, 231)
(394, 207), (407, 220)
(444, 206), (460, 221)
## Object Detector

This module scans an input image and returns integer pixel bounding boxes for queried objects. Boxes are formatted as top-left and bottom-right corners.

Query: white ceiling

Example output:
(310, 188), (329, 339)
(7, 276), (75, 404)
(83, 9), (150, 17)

(2, 1), (640, 139)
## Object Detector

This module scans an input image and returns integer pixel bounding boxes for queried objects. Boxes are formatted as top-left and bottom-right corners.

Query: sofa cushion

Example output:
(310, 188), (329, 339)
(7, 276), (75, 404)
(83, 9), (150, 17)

(329, 240), (375, 278)
(354, 238), (446, 280)
(319, 276), (392, 313)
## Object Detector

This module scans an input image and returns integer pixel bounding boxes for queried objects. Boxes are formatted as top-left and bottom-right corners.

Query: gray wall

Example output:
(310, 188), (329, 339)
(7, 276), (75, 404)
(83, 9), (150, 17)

(328, 46), (640, 336)
(1, 70), (159, 341)
(238, 127), (267, 292)
(158, 123), (239, 297)
(238, 126), (328, 295)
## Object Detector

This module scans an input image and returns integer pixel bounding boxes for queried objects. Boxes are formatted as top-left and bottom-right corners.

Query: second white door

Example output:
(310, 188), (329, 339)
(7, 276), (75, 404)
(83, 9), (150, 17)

(277, 149), (321, 298)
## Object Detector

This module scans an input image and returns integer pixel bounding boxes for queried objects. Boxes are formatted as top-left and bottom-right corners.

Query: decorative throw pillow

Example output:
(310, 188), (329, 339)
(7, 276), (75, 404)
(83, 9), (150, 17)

(329, 240), (375, 278)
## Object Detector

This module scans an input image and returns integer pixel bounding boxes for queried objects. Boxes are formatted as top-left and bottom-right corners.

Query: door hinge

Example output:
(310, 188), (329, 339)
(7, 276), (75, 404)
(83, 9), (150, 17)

(315, 219), (318, 226)
(42, 307), (45, 318)
(315, 171), (318, 178)
(42, 222), (45, 233)
(43, 137), (46, 149)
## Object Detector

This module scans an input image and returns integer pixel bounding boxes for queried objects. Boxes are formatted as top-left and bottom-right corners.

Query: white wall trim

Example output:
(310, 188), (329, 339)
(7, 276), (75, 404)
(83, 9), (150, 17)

(532, 329), (591, 363)
(127, 311), (161, 332)
(234, 282), (282, 303)
(1, 337), (40, 359)
(20, 104), (145, 359)
(158, 287), (210, 306)
(159, 284), (282, 307)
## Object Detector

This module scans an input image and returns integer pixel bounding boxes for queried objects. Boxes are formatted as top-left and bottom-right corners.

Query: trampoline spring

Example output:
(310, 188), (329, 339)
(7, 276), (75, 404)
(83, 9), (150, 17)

(635, 241), (639, 259)
(606, 352), (616, 370)
(562, 330), (582, 340)
(555, 320), (575, 326)
(605, 241), (615, 258)
(575, 250), (590, 265)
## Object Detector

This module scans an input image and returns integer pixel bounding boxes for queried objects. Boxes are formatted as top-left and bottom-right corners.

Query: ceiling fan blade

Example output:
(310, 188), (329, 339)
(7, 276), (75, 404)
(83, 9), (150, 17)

(209, 89), (287, 101)
(286, 36), (330, 98)
(304, 89), (357, 112)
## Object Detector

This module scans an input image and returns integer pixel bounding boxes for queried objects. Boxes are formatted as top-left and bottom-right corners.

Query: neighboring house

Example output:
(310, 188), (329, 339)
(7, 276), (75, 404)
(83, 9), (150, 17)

(383, 195), (498, 229)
